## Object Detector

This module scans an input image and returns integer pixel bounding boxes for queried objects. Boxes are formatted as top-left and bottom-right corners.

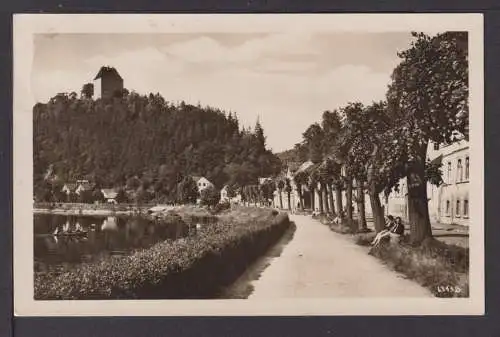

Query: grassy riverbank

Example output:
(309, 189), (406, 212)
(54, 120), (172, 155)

(33, 202), (150, 216)
(34, 207), (290, 300)
(33, 202), (218, 218)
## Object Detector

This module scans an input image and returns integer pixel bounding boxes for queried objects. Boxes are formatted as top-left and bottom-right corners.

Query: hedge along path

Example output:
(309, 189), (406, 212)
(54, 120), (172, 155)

(34, 208), (290, 300)
(249, 214), (432, 298)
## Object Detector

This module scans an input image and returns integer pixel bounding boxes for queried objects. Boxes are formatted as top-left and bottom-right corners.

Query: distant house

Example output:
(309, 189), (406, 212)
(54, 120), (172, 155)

(43, 164), (58, 182)
(192, 176), (214, 193)
(295, 160), (315, 174)
(61, 183), (78, 195)
(93, 66), (124, 99)
(75, 180), (95, 195)
(101, 189), (118, 204)
(273, 160), (317, 211)
(258, 177), (273, 185)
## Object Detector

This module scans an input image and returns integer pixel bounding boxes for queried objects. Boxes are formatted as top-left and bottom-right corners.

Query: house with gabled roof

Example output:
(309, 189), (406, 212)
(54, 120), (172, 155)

(258, 177), (273, 185)
(192, 176), (214, 193)
(75, 180), (96, 195)
(101, 188), (119, 204)
(61, 183), (78, 195)
(273, 160), (320, 211)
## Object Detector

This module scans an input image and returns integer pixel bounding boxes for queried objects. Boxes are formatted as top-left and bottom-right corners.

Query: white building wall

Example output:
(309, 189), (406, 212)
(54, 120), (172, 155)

(385, 139), (470, 226)
(434, 140), (470, 225)
(196, 177), (214, 193)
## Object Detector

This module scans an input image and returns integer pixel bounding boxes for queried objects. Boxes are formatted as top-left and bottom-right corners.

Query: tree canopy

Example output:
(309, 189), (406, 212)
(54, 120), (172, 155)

(281, 31), (468, 243)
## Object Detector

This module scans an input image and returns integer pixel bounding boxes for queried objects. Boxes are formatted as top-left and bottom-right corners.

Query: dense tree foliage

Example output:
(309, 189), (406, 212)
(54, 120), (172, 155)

(384, 31), (468, 243)
(260, 179), (276, 206)
(293, 170), (308, 210)
(288, 31), (467, 244)
(34, 91), (281, 203)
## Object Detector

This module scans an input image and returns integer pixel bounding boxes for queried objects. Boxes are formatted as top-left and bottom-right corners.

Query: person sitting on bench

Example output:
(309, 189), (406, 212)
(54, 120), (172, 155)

(333, 211), (345, 226)
(371, 215), (396, 246)
(389, 216), (405, 238)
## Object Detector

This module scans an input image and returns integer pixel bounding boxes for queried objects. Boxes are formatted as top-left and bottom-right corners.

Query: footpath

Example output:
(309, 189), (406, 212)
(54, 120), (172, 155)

(249, 214), (432, 298)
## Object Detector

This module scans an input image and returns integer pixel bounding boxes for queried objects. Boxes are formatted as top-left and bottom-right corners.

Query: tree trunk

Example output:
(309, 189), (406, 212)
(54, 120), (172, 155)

(407, 156), (433, 244)
(310, 187), (315, 211)
(356, 182), (367, 231)
(328, 184), (335, 215)
(297, 185), (304, 210)
(318, 185), (324, 214)
(346, 178), (353, 226)
(279, 190), (283, 209)
(335, 185), (343, 216)
(369, 184), (385, 232)
(287, 193), (291, 211)
(322, 183), (330, 214)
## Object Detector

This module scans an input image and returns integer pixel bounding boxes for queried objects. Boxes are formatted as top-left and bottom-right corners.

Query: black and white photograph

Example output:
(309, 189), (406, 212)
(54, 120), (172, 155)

(13, 14), (484, 316)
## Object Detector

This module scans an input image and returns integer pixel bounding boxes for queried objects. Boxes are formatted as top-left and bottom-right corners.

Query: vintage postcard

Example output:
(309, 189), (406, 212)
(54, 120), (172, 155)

(13, 13), (484, 316)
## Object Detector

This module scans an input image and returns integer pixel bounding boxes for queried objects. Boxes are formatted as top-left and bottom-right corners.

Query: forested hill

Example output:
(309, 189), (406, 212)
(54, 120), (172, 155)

(34, 91), (281, 201)
(275, 144), (309, 166)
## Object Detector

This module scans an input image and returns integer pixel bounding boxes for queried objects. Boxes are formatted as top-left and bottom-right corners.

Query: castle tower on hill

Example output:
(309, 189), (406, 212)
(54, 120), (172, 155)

(93, 66), (124, 99)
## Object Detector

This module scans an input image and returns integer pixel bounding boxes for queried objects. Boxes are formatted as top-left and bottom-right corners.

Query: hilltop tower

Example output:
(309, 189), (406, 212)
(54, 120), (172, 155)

(93, 66), (124, 99)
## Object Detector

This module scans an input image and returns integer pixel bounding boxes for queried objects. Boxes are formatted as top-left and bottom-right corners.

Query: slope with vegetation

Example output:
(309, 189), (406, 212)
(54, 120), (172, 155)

(34, 91), (281, 204)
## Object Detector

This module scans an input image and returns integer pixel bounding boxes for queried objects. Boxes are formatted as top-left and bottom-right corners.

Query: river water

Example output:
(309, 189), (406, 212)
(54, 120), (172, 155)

(34, 213), (198, 274)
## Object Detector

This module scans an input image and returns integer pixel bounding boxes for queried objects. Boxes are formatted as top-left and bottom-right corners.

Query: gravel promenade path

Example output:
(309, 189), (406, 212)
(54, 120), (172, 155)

(249, 214), (432, 298)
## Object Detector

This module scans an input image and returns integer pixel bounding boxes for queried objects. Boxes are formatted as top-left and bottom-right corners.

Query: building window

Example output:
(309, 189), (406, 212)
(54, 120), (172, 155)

(447, 162), (452, 184)
(457, 159), (463, 182)
(446, 200), (450, 216)
(465, 156), (469, 180)
(434, 142), (440, 150)
(456, 200), (461, 217)
(463, 199), (469, 217)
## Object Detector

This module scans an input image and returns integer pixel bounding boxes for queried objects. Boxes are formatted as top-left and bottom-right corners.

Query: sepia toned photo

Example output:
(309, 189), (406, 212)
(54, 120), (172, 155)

(14, 14), (484, 316)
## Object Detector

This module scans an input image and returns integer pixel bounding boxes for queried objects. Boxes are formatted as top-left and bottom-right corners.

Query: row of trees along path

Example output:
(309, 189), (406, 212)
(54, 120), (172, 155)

(279, 32), (468, 245)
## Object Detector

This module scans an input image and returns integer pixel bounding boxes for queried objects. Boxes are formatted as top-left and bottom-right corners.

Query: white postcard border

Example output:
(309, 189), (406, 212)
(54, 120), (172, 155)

(13, 13), (484, 316)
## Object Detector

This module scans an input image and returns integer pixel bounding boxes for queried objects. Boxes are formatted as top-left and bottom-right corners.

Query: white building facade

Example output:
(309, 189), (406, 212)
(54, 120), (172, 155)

(384, 139), (470, 226)
(193, 176), (214, 193)
(427, 139), (470, 226)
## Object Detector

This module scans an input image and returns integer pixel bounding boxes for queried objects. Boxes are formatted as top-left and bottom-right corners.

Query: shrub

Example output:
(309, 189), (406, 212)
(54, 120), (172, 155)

(200, 186), (221, 208)
(34, 208), (290, 300)
(213, 201), (230, 214)
(354, 232), (377, 246)
(323, 216), (358, 235)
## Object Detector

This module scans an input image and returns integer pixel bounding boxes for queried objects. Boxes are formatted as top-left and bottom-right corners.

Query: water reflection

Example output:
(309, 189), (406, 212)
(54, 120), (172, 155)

(34, 214), (196, 274)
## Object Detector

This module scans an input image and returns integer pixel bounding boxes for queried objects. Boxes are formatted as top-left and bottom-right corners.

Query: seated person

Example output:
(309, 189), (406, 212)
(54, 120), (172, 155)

(333, 211), (345, 226)
(371, 215), (395, 246)
(389, 217), (405, 237)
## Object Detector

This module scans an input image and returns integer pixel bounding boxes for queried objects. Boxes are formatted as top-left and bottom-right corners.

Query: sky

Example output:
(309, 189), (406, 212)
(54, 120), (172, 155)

(32, 32), (417, 152)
